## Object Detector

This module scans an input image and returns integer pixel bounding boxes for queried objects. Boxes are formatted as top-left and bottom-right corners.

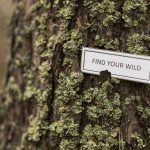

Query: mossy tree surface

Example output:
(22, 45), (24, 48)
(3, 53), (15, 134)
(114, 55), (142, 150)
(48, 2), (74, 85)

(0, 0), (150, 150)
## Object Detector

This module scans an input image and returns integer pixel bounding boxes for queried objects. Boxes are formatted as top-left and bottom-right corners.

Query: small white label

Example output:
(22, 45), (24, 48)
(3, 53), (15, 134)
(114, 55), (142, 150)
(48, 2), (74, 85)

(81, 47), (150, 84)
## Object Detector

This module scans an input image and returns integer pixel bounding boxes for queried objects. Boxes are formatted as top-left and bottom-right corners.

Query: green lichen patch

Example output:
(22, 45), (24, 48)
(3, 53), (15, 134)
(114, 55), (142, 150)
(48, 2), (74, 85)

(137, 105), (150, 119)
(39, 61), (51, 83)
(23, 81), (37, 100)
(9, 54), (30, 70)
(131, 132), (146, 148)
(3, 76), (22, 105)
(104, 38), (119, 50)
(122, 0), (148, 27)
(82, 81), (121, 123)
(63, 29), (82, 66)
(80, 124), (120, 150)
(60, 139), (78, 150)
(29, 0), (50, 13)
(27, 116), (43, 142)
(84, 0), (121, 27)
(124, 95), (138, 105)
(49, 118), (79, 137)
(27, 89), (50, 142)
(35, 32), (47, 54)
(63, 29), (82, 57)
(55, 72), (83, 106)
(95, 35), (106, 47)
(126, 33), (150, 55)
(49, 72), (83, 148)
(95, 35), (119, 50)
(31, 2), (49, 54)
(57, 4), (75, 20)
(79, 79), (122, 149)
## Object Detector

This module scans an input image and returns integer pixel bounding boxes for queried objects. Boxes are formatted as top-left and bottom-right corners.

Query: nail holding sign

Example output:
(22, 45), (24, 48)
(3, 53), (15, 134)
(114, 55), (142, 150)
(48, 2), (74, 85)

(81, 47), (150, 84)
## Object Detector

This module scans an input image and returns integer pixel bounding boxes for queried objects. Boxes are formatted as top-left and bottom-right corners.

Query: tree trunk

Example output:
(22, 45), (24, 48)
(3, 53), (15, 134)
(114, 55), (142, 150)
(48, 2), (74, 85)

(0, 0), (150, 150)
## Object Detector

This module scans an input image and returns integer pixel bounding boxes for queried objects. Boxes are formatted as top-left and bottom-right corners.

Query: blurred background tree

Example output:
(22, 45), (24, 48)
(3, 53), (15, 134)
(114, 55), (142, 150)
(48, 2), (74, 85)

(0, 0), (14, 89)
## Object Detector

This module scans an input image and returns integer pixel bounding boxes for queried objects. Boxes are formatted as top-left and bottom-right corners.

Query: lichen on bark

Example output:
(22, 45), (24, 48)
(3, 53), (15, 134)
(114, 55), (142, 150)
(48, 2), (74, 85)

(0, 0), (150, 150)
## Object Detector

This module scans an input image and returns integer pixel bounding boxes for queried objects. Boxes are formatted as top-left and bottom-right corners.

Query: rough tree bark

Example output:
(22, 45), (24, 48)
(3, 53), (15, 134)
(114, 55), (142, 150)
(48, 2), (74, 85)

(0, 0), (150, 150)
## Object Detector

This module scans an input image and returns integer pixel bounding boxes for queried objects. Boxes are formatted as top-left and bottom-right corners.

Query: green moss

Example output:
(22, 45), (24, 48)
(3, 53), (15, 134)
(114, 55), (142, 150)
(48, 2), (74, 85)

(122, 0), (148, 27)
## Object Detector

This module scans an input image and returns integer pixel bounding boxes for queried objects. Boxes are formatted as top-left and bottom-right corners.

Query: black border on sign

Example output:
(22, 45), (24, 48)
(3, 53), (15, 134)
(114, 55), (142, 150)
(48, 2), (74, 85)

(83, 49), (150, 81)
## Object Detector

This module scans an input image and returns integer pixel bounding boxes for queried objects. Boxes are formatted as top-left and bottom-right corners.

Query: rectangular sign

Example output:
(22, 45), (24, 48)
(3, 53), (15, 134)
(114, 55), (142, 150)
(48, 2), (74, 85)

(81, 47), (150, 84)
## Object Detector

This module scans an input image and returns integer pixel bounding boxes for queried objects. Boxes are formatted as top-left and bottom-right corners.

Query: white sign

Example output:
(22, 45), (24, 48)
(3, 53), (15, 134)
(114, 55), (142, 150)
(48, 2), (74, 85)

(81, 47), (150, 84)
